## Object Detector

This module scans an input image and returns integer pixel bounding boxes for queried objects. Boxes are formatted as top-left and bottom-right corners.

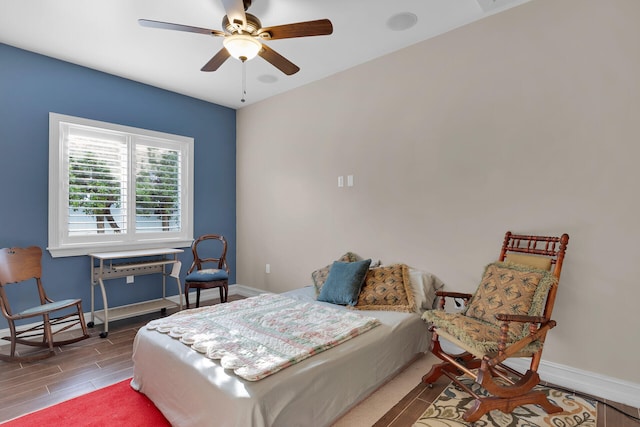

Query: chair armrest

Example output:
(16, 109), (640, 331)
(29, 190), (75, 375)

(494, 314), (548, 324)
(434, 291), (473, 310)
(436, 291), (473, 299)
(494, 317), (557, 359)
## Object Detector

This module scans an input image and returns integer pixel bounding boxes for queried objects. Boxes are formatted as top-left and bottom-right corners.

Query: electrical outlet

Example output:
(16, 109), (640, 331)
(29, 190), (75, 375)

(265, 264), (271, 274)
(126, 275), (134, 284)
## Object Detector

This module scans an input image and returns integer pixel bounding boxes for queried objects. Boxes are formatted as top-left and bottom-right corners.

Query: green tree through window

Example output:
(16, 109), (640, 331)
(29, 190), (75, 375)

(136, 146), (180, 232)
(69, 154), (122, 233)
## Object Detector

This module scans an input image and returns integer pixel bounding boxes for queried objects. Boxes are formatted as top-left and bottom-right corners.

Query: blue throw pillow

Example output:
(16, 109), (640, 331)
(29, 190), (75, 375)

(317, 259), (372, 306)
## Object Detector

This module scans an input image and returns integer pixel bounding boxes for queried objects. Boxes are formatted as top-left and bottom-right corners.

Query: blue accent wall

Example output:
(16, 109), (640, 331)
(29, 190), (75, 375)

(0, 43), (236, 329)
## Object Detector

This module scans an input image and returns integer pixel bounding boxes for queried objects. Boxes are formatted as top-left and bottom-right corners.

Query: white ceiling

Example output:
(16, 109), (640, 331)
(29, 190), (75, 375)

(0, 0), (531, 109)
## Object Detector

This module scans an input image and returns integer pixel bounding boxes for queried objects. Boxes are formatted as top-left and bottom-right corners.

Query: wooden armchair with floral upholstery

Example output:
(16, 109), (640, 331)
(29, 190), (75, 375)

(421, 231), (569, 423)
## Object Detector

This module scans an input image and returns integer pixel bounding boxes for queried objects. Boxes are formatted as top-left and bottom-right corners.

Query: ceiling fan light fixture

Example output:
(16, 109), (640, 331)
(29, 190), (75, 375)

(223, 34), (262, 61)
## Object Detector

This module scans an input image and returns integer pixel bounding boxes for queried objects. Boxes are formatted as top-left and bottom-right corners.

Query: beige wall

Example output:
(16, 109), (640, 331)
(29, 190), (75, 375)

(237, 0), (640, 383)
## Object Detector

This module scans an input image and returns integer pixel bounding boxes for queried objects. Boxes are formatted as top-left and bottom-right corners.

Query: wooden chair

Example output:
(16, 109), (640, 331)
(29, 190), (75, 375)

(422, 231), (569, 423)
(0, 246), (90, 362)
(184, 234), (230, 308)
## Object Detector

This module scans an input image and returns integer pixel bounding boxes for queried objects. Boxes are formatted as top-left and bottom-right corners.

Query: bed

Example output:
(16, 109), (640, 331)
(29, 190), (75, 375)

(131, 265), (442, 427)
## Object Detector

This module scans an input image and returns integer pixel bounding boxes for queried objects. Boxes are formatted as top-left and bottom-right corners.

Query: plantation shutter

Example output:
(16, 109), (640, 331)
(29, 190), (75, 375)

(135, 142), (182, 233)
(66, 127), (128, 236)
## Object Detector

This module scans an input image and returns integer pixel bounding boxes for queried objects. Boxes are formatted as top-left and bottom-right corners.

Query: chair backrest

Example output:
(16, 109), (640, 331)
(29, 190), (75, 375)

(498, 231), (569, 319)
(189, 234), (229, 274)
(0, 246), (44, 317)
(498, 232), (569, 279)
(0, 246), (43, 285)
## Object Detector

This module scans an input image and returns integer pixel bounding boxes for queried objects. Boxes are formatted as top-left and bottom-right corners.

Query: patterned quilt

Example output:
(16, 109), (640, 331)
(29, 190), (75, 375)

(146, 293), (381, 381)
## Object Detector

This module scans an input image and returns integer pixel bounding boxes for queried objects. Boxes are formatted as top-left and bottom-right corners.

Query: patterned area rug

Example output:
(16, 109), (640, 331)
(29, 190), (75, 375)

(414, 378), (597, 426)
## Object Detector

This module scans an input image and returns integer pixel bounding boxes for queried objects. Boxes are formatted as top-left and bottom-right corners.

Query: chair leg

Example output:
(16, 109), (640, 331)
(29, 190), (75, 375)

(9, 320), (17, 358)
(76, 301), (90, 339)
(196, 288), (201, 308)
(43, 314), (55, 356)
(218, 286), (224, 303)
(3, 314), (58, 362)
(185, 284), (191, 309)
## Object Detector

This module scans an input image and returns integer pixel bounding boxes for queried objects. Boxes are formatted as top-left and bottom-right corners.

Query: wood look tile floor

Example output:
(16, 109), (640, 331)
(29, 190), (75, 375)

(1, 296), (639, 426)
(0, 295), (241, 424)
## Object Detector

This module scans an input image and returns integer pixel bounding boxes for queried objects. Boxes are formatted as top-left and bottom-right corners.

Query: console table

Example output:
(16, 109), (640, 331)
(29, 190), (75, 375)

(89, 248), (184, 338)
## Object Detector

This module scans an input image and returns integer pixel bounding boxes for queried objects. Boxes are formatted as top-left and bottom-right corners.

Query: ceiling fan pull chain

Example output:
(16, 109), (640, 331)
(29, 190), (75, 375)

(241, 59), (247, 103)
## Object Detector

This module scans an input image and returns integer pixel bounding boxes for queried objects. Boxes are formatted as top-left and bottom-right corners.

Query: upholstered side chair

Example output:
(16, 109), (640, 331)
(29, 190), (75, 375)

(184, 234), (230, 308)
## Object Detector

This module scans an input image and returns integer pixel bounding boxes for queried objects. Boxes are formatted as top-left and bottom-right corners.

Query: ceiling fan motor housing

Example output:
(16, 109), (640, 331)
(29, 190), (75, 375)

(223, 13), (262, 35)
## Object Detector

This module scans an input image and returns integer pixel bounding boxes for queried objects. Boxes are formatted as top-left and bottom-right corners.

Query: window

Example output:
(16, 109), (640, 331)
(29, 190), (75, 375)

(48, 113), (193, 257)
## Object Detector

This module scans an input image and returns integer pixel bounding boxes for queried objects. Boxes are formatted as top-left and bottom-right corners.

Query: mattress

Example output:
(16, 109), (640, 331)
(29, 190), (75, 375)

(131, 286), (431, 427)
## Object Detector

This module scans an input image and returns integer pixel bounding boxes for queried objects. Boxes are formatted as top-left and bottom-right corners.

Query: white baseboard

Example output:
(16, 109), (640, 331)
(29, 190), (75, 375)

(505, 358), (640, 408)
(227, 283), (266, 298)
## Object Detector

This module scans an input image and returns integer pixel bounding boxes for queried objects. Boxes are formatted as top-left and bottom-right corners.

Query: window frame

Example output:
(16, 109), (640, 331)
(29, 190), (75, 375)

(48, 113), (194, 257)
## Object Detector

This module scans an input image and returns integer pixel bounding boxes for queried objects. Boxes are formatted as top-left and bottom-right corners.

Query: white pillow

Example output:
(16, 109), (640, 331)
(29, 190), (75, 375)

(408, 268), (445, 313)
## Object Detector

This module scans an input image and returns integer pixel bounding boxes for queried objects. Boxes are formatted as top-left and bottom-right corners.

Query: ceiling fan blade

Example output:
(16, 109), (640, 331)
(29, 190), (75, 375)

(258, 44), (300, 75)
(257, 19), (333, 40)
(138, 19), (225, 37)
(201, 48), (231, 72)
(221, 0), (248, 31)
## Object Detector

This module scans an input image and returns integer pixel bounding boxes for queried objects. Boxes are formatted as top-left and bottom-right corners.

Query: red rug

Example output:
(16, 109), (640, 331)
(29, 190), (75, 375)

(2, 379), (170, 426)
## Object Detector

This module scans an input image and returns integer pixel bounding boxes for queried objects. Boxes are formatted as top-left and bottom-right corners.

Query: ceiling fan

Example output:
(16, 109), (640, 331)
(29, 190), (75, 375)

(139, 0), (333, 76)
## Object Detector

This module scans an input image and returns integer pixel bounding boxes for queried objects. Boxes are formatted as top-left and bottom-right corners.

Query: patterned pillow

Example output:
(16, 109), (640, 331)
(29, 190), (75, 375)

(312, 252), (358, 296)
(464, 262), (556, 338)
(353, 264), (415, 313)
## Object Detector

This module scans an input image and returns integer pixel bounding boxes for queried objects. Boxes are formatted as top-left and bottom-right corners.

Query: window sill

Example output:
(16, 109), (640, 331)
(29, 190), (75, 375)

(47, 240), (193, 258)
